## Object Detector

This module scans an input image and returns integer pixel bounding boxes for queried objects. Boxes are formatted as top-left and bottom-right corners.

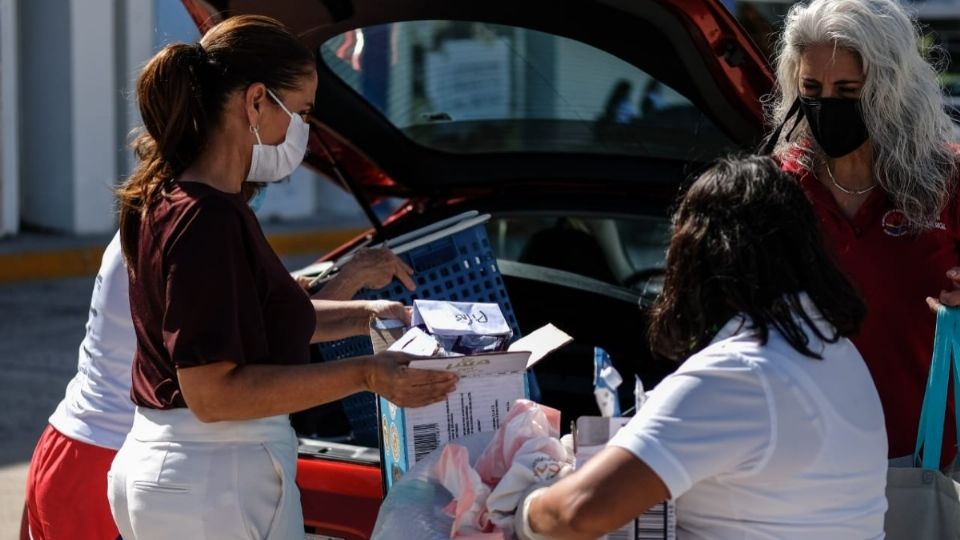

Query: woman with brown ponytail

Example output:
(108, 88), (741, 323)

(104, 15), (456, 539)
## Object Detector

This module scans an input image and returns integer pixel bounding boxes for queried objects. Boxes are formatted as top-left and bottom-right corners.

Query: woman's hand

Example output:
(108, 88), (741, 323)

(363, 351), (458, 408)
(927, 267), (960, 312)
(294, 275), (313, 291)
(514, 447), (669, 540)
(365, 300), (413, 326)
(341, 248), (416, 291)
(309, 299), (411, 342)
(311, 248), (416, 301)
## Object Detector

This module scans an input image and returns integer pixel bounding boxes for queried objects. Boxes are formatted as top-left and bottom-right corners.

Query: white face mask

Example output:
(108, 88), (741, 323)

(246, 88), (310, 183)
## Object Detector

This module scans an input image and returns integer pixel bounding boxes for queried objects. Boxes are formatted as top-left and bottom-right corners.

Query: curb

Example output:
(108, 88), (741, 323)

(0, 228), (365, 284)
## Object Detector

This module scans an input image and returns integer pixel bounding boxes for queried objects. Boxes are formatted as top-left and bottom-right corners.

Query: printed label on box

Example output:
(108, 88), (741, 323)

(404, 372), (524, 462)
(575, 416), (677, 540)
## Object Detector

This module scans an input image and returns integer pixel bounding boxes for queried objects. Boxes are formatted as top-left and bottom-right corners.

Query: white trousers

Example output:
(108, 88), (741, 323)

(107, 407), (304, 540)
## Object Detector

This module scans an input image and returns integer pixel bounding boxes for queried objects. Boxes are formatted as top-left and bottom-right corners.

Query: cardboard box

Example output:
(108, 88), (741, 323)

(371, 316), (572, 491)
(575, 416), (677, 540)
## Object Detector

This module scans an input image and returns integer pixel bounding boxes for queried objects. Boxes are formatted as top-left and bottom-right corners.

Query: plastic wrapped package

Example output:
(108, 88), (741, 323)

(372, 432), (496, 540)
(373, 400), (572, 539)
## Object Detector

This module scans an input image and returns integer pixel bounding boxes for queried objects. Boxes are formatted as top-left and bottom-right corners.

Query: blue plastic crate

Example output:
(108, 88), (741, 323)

(356, 221), (519, 332)
(315, 338), (380, 446)
(315, 218), (523, 446)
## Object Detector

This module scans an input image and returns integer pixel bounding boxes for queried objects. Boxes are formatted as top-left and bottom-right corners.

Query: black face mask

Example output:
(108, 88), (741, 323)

(798, 96), (869, 158)
(760, 97), (869, 159)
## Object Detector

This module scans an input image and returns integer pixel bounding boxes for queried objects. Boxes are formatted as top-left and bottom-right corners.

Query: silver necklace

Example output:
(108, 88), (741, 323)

(825, 164), (876, 196)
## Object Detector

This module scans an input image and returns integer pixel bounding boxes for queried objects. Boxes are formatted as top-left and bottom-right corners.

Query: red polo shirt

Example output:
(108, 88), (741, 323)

(782, 155), (959, 461)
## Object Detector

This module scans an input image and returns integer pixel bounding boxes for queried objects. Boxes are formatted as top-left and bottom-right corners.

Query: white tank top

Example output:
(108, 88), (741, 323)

(49, 232), (136, 449)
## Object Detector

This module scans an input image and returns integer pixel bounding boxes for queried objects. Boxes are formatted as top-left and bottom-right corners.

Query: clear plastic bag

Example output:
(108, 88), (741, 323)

(372, 432), (496, 540)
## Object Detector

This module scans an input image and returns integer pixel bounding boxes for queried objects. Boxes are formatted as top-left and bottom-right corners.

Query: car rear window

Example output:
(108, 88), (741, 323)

(319, 21), (737, 161)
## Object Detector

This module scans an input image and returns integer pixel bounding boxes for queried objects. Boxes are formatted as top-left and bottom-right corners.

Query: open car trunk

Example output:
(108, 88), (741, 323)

(177, 1), (772, 537)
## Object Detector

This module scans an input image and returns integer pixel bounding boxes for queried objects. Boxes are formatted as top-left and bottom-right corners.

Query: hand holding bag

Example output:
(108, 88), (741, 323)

(885, 306), (960, 539)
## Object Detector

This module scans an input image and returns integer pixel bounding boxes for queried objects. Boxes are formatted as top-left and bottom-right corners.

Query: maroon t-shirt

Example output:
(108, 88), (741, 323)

(126, 181), (316, 409)
(781, 150), (960, 460)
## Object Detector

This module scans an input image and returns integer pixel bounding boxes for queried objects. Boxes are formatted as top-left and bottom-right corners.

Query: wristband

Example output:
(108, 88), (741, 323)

(516, 487), (551, 540)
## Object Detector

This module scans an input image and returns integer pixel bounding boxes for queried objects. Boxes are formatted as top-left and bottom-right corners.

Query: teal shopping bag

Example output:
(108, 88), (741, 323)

(885, 306), (960, 539)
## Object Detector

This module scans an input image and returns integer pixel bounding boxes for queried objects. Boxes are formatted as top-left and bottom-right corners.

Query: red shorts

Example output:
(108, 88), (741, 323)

(25, 425), (120, 540)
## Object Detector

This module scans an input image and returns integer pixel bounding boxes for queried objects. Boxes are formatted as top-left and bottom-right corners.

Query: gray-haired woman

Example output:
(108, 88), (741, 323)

(764, 0), (960, 462)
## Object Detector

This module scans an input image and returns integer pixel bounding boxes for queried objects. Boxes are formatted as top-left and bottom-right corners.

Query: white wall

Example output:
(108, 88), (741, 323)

(121, 0), (155, 178)
(17, 0), (152, 234)
(11, 0), (187, 235)
(70, 0), (117, 234)
(7, 0), (368, 234)
(19, 0), (73, 232)
(0, 0), (19, 236)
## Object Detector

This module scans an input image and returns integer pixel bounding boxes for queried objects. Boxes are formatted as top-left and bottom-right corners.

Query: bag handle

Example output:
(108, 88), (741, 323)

(914, 306), (960, 470)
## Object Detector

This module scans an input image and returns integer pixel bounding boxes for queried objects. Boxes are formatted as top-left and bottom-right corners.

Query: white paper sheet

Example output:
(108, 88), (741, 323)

(508, 324), (574, 368)
(387, 327), (442, 357)
(411, 300), (510, 337)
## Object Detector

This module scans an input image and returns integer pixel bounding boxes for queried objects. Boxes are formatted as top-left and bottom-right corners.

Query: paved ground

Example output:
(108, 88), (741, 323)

(0, 254), (317, 538)
(0, 276), (90, 538)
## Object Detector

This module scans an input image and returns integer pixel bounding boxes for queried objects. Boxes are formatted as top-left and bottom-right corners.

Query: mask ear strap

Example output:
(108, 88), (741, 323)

(760, 97), (803, 155)
(266, 88), (294, 117)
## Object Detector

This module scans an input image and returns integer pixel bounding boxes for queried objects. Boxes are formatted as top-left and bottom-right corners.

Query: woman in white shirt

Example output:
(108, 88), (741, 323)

(516, 156), (888, 539)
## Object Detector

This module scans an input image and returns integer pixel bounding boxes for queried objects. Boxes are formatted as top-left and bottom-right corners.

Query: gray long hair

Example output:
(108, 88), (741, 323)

(766, 0), (957, 228)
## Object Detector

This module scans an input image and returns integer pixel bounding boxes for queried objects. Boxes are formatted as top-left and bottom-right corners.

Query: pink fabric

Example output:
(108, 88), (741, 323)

(432, 399), (569, 539)
(474, 400), (561, 485)
(433, 445), (500, 539)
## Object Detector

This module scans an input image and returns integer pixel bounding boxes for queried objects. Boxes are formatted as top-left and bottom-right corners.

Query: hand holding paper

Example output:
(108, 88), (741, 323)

(365, 300), (413, 326)
(365, 351), (459, 408)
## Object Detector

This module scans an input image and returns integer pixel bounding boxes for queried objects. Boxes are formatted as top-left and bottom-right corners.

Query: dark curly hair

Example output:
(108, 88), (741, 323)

(648, 155), (865, 361)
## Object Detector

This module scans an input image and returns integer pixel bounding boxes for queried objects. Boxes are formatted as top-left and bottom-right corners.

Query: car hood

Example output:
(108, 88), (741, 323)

(181, 0), (773, 202)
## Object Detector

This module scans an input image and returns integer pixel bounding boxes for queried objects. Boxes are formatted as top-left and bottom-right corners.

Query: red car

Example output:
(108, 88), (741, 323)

(178, 1), (773, 538)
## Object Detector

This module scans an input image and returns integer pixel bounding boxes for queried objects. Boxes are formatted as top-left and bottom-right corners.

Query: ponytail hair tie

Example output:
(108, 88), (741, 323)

(192, 43), (208, 63)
